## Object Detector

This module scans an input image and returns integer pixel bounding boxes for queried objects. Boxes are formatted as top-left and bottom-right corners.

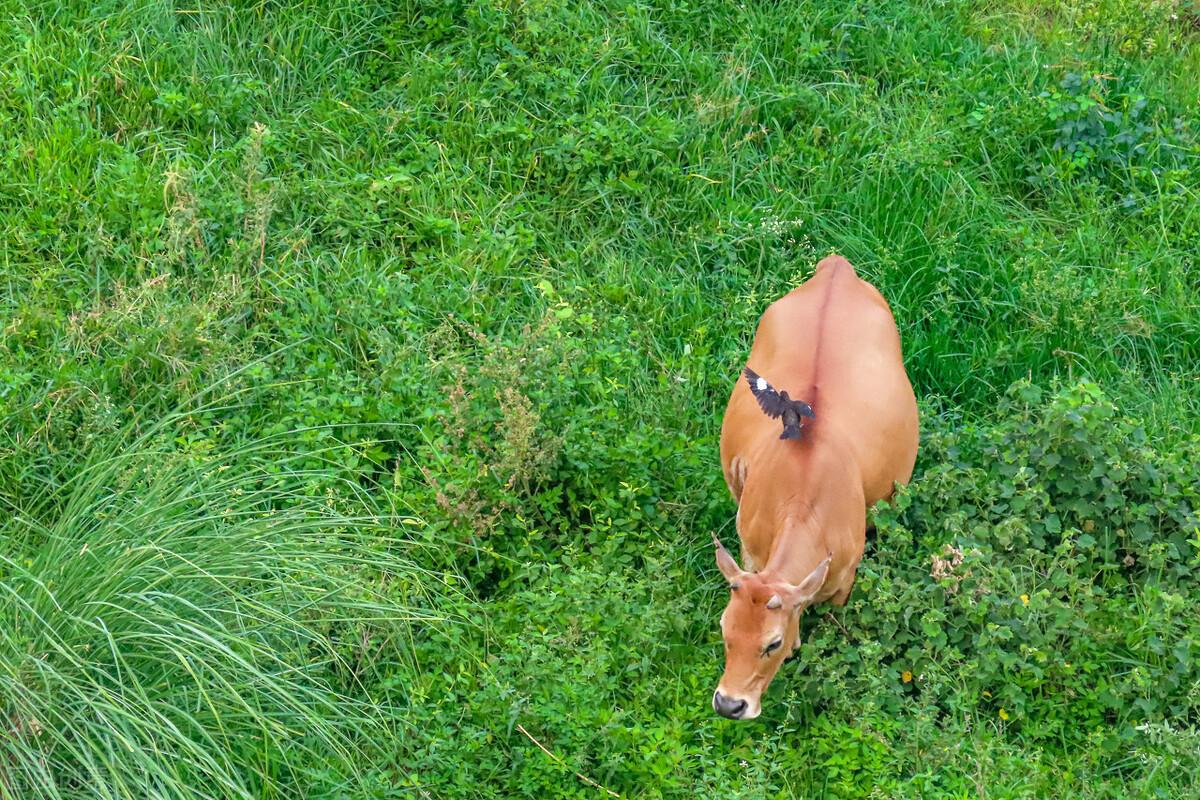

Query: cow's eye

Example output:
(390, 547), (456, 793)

(763, 639), (783, 656)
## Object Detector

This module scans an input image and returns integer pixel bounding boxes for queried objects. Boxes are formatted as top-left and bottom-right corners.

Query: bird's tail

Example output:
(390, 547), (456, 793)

(779, 424), (802, 440)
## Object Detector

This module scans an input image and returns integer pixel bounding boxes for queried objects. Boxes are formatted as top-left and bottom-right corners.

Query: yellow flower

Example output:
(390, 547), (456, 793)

(1020, 594), (1029, 606)
(901, 670), (913, 684)
(998, 708), (1010, 721)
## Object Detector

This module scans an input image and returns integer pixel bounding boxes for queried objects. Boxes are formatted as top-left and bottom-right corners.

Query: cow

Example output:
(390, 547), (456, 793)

(711, 254), (919, 720)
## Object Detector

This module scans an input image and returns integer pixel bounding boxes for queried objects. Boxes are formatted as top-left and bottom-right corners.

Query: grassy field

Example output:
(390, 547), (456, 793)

(2, 0), (1199, 797)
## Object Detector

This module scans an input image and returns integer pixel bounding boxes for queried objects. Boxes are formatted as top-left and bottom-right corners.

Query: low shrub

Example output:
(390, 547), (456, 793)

(388, 381), (1200, 797)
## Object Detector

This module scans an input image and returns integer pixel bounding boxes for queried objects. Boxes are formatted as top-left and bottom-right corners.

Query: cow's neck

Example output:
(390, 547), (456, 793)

(741, 437), (859, 585)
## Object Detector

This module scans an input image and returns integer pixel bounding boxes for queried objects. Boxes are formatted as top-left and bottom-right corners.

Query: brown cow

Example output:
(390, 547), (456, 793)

(712, 254), (918, 720)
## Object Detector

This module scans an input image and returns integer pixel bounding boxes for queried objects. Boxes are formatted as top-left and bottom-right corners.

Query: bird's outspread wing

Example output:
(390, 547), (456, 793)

(744, 367), (788, 419)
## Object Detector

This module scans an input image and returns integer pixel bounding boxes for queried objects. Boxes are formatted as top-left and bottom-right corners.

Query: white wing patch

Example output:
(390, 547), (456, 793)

(755, 377), (768, 392)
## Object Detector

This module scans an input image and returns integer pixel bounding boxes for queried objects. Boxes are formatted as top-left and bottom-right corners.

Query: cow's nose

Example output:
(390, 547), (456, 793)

(713, 691), (748, 719)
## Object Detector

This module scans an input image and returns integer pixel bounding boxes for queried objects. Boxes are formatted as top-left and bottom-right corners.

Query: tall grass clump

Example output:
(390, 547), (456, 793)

(0, 413), (449, 799)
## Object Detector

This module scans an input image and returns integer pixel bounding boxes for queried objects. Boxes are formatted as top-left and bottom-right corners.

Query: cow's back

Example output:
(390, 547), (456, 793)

(721, 256), (918, 508)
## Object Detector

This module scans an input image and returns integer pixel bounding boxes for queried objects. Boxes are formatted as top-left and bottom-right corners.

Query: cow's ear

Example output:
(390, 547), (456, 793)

(712, 533), (746, 583)
(783, 554), (831, 608)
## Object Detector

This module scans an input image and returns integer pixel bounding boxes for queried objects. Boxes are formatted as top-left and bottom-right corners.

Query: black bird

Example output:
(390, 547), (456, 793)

(744, 367), (815, 440)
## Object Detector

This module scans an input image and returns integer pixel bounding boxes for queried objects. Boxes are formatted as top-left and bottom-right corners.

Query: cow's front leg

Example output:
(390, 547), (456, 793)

(787, 615), (803, 659)
(830, 570), (858, 607)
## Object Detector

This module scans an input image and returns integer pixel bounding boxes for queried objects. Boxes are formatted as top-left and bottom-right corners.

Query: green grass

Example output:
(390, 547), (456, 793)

(1, 0), (1198, 796)
(0, 399), (455, 798)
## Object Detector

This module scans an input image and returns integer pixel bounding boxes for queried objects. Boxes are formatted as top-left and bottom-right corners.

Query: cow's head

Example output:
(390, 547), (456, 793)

(711, 533), (829, 720)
